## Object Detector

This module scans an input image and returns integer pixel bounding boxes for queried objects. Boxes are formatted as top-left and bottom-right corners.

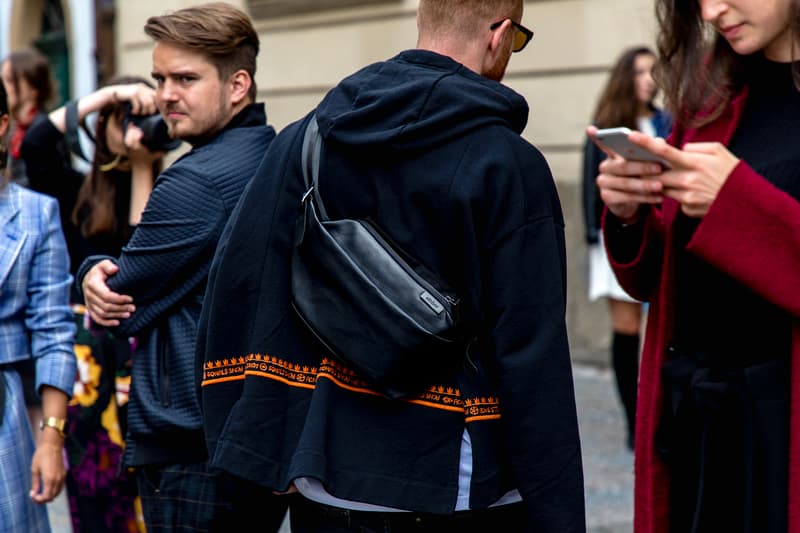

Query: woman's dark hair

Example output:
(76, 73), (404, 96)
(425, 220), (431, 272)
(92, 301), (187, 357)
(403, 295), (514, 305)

(72, 75), (163, 238)
(5, 48), (55, 111)
(654, 0), (800, 129)
(593, 46), (657, 130)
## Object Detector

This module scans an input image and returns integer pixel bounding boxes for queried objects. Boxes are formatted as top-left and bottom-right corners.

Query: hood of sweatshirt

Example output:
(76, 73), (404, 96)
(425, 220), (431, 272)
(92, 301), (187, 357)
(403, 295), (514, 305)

(314, 49), (529, 152)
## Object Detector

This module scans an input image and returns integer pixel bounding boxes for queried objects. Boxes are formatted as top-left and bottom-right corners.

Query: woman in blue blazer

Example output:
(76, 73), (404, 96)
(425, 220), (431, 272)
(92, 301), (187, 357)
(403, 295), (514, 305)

(0, 80), (76, 532)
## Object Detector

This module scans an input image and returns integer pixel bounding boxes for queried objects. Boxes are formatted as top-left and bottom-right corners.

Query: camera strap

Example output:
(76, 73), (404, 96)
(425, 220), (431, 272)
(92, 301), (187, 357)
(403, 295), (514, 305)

(65, 100), (93, 163)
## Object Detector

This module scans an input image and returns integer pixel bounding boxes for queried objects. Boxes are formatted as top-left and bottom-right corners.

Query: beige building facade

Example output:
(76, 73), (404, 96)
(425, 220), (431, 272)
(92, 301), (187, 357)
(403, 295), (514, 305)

(3, 0), (662, 365)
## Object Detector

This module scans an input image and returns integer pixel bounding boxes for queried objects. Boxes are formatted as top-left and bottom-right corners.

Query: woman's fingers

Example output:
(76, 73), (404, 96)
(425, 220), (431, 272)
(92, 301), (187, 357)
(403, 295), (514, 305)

(599, 156), (664, 178)
(654, 143), (739, 218)
(124, 126), (145, 150)
(112, 83), (158, 116)
(598, 179), (664, 206)
(596, 172), (663, 222)
(626, 131), (688, 169)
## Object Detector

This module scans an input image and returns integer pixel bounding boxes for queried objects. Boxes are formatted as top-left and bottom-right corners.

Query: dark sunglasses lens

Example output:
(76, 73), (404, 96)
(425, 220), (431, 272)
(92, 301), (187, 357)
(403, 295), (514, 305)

(513, 31), (528, 52)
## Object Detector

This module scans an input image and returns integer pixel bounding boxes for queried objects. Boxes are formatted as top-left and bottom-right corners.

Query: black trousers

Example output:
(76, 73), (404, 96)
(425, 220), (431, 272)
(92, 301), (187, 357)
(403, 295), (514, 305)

(290, 495), (527, 533)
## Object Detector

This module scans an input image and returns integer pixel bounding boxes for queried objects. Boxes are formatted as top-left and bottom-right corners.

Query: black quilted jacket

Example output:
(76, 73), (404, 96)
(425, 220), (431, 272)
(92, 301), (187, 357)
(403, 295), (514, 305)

(76, 104), (275, 466)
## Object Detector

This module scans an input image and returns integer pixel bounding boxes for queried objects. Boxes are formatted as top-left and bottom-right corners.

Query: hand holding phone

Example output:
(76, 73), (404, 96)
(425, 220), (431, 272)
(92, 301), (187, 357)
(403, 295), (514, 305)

(593, 127), (671, 168)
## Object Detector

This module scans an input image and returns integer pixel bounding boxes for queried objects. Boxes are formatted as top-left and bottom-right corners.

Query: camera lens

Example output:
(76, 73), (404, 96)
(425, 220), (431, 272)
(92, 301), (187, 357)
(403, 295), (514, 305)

(130, 114), (182, 152)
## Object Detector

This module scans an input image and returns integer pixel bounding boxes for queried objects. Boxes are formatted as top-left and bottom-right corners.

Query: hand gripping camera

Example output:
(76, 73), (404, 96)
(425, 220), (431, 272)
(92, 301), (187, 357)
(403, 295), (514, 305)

(121, 103), (182, 152)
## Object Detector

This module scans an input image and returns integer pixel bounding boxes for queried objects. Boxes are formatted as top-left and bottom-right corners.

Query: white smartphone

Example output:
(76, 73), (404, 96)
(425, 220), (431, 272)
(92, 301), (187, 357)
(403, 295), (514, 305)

(594, 127), (671, 168)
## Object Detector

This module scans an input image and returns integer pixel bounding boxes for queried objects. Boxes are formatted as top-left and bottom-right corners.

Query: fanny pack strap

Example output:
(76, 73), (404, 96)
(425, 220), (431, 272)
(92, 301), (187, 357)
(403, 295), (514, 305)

(298, 113), (482, 341)
(301, 115), (329, 220)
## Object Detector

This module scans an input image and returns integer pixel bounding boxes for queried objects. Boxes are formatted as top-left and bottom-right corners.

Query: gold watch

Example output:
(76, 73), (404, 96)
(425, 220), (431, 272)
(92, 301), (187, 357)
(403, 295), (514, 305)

(39, 417), (67, 438)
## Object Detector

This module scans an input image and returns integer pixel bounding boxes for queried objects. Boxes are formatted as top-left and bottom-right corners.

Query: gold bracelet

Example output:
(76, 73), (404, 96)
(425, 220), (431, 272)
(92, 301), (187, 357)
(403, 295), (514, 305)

(39, 417), (67, 438)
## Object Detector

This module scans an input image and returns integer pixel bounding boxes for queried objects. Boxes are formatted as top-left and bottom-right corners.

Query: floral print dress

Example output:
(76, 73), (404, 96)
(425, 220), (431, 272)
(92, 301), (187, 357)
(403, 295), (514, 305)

(67, 305), (145, 533)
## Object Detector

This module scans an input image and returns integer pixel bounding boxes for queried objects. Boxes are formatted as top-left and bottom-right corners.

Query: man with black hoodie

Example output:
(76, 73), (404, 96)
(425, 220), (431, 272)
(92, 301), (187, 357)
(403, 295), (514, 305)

(198, 0), (585, 530)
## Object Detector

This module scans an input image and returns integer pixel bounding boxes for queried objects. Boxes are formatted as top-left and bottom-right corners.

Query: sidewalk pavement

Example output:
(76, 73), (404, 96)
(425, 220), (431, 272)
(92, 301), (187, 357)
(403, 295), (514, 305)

(575, 364), (635, 533)
(48, 362), (634, 533)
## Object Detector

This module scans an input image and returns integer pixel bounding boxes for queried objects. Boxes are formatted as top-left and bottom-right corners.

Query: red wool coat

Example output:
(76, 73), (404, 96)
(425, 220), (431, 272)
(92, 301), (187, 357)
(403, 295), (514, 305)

(604, 88), (800, 533)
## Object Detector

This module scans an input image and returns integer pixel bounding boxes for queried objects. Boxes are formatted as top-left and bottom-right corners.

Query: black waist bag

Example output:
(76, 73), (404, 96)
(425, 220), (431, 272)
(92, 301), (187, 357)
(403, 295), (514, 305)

(291, 117), (466, 399)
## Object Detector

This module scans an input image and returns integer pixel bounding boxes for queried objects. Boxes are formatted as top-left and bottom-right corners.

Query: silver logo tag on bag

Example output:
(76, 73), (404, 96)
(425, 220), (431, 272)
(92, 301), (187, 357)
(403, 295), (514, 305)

(420, 291), (444, 314)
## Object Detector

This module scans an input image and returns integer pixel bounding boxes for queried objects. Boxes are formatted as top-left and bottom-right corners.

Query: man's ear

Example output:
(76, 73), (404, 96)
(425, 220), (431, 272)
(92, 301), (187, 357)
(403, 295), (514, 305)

(228, 70), (252, 105)
(482, 19), (511, 72)
(0, 114), (9, 139)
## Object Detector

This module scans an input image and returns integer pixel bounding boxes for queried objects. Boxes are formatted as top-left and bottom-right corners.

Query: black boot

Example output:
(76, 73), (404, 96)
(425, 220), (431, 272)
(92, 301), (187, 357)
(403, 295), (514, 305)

(612, 332), (640, 450)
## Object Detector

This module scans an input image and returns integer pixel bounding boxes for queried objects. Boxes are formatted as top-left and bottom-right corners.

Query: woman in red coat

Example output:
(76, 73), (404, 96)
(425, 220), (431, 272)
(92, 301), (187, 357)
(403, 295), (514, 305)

(587, 0), (800, 531)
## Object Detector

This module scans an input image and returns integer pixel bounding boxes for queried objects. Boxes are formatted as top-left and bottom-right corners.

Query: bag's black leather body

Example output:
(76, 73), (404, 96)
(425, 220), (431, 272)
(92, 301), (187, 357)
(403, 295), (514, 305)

(291, 117), (465, 398)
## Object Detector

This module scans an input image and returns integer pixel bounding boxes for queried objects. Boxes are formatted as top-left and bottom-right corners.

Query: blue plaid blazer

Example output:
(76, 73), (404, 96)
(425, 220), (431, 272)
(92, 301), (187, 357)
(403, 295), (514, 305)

(0, 183), (75, 395)
(0, 183), (76, 532)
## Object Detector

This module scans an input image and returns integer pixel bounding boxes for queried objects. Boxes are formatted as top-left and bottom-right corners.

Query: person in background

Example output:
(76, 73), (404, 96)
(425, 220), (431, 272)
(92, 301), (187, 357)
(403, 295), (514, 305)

(74, 3), (286, 531)
(22, 76), (168, 532)
(0, 48), (56, 188)
(1, 48), (81, 443)
(0, 71), (76, 533)
(581, 45), (672, 451)
(197, 0), (585, 531)
(1, 48), (81, 266)
(589, 0), (800, 530)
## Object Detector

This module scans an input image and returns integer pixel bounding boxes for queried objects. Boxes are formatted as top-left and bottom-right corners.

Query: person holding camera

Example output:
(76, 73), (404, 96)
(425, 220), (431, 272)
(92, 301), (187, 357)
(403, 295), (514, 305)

(20, 76), (171, 532)
(23, 77), (165, 254)
(73, 4), (288, 532)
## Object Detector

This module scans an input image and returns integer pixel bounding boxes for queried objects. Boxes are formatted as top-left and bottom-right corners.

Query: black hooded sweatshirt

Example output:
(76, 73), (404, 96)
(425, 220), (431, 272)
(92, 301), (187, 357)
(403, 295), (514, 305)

(197, 50), (585, 531)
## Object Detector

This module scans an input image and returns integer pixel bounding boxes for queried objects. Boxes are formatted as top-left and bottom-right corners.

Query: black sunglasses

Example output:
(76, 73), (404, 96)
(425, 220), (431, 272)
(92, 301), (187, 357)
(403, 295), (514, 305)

(490, 19), (534, 53)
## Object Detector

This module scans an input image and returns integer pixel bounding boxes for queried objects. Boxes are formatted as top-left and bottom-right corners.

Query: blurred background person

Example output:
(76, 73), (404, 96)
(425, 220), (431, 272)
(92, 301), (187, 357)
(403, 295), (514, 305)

(581, 45), (671, 451)
(1, 48), (57, 188)
(21, 76), (170, 532)
(0, 48), (80, 263)
(0, 69), (76, 533)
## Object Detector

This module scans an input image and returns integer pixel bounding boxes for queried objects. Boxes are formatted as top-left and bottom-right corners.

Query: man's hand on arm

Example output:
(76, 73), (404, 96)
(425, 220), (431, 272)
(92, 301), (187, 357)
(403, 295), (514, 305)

(82, 260), (135, 327)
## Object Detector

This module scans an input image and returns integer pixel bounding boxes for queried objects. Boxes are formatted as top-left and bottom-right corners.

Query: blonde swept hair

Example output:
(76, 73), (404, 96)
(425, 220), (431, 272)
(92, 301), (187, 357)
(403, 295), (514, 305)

(144, 2), (260, 100)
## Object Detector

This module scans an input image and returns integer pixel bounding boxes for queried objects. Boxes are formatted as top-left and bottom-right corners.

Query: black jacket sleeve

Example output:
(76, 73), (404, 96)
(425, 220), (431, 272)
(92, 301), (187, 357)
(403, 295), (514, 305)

(79, 163), (226, 337)
(581, 135), (605, 245)
(19, 116), (85, 206)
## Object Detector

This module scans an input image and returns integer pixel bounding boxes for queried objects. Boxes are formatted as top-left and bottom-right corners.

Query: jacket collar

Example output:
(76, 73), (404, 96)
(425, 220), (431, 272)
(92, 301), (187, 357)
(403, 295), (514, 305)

(189, 103), (267, 148)
(674, 87), (750, 147)
(0, 184), (25, 287)
(0, 184), (22, 228)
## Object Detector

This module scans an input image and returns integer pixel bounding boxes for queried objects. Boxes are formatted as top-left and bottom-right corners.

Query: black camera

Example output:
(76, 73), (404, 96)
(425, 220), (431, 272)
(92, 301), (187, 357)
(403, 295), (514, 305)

(122, 103), (182, 152)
